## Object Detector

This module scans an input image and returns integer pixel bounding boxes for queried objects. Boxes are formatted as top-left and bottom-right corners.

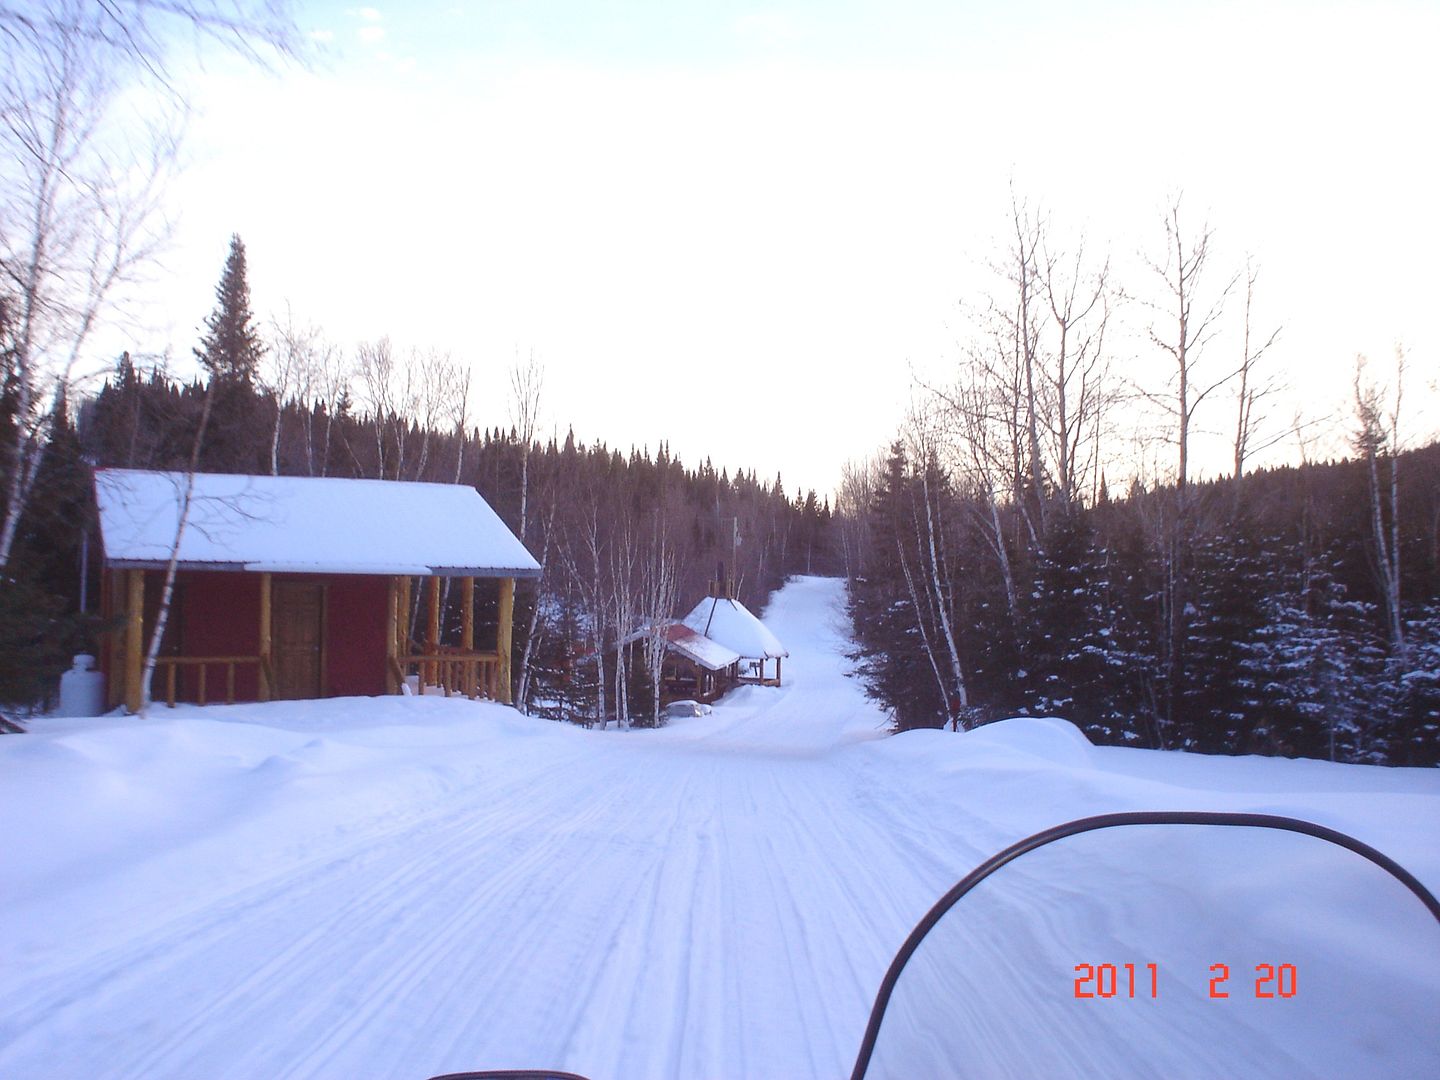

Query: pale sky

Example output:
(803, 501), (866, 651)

(131, 0), (1439, 498)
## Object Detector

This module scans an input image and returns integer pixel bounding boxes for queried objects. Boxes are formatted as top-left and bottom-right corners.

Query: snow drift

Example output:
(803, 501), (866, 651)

(2, 577), (1436, 1079)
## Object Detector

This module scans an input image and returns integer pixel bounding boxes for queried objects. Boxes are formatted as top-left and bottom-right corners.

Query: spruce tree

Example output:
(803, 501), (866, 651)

(848, 442), (947, 730)
(1178, 524), (1268, 751)
(1242, 554), (1374, 760)
(1020, 508), (1149, 745)
(195, 234), (264, 385)
(194, 235), (265, 472)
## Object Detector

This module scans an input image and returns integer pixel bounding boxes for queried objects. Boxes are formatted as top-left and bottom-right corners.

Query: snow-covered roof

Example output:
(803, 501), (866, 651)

(665, 623), (741, 671)
(618, 622), (740, 671)
(94, 469), (541, 578)
(681, 595), (788, 660)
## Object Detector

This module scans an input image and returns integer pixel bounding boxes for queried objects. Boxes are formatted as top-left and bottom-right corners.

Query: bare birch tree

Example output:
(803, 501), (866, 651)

(1141, 197), (1241, 727)
(1005, 193), (1048, 528)
(1231, 259), (1283, 482)
(905, 407), (971, 727)
(609, 517), (639, 730)
(355, 338), (462, 482)
(312, 337), (347, 476)
(509, 349), (544, 541)
(639, 515), (679, 725)
(1354, 351), (1406, 654)
(1037, 232), (1112, 507)
(409, 347), (464, 481)
(1143, 197), (1240, 497)
(515, 495), (557, 714)
(139, 384), (214, 712)
(355, 337), (401, 478)
(264, 304), (319, 475)
(559, 499), (609, 728)
(925, 369), (1020, 626)
(1, 8), (172, 567)
(836, 455), (877, 589)
(0, 1), (298, 569)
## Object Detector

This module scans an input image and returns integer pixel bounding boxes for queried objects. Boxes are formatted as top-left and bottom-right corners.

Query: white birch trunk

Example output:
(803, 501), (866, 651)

(269, 394), (282, 475)
(140, 385), (215, 713)
(897, 514), (949, 728)
(515, 502), (556, 713)
(921, 469), (970, 724)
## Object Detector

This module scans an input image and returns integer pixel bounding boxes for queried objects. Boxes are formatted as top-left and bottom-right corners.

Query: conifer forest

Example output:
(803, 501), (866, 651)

(2, 220), (1437, 764)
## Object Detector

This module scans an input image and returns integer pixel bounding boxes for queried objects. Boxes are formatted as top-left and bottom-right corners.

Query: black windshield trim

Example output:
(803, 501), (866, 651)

(850, 810), (1440, 1080)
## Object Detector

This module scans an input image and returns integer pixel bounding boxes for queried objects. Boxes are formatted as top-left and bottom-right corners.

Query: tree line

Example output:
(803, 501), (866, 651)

(2, 238), (838, 723)
(840, 197), (1438, 767)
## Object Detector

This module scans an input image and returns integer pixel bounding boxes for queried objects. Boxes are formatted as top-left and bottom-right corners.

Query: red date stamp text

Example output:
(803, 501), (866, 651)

(1073, 962), (1297, 999)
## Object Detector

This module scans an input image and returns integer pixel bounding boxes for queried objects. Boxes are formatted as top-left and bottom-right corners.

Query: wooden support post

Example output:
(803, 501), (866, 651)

(124, 569), (144, 714)
(384, 577), (399, 694)
(497, 576), (515, 705)
(258, 572), (272, 702)
(461, 576), (475, 697)
(776, 656), (782, 685)
(104, 569), (122, 709)
(398, 575), (412, 657)
(426, 576), (441, 687)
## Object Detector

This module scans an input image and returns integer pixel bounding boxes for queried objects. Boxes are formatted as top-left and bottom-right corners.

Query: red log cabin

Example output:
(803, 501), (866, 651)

(94, 469), (541, 713)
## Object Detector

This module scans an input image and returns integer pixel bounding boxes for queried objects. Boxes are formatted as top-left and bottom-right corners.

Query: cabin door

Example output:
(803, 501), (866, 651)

(272, 582), (325, 699)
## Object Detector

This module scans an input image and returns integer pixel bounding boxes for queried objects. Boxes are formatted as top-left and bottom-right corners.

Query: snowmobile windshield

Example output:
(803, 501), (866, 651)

(852, 812), (1440, 1080)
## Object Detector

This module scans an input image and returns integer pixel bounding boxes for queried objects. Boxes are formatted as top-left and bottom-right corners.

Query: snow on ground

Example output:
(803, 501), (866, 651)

(2, 576), (1437, 1079)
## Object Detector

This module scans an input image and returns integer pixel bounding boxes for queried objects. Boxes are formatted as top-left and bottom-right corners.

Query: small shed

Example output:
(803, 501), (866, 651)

(681, 592), (788, 687)
(94, 469), (541, 712)
(622, 621), (741, 704)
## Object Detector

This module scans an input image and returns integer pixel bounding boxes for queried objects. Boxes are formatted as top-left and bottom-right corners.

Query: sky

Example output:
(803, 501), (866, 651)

(130, 0), (1440, 498)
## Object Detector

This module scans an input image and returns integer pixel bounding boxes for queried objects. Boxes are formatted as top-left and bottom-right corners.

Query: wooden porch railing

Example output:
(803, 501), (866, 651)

(395, 650), (501, 700)
(154, 655), (265, 707)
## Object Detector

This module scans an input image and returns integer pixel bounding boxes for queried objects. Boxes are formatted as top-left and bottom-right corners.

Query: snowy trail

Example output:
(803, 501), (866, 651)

(3, 576), (1438, 1079)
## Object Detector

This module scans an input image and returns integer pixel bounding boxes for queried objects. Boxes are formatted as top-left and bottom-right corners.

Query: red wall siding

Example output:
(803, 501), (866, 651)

(149, 571), (390, 702)
(325, 575), (388, 697)
(180, 571), (263, 701)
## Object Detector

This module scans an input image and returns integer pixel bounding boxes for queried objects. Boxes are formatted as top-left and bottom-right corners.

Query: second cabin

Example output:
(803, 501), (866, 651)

(641, 578), (789, 706)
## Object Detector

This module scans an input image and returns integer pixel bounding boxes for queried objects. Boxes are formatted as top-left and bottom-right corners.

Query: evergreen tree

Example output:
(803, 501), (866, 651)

(848, 442), (946, 730)
(1020, 508), (1149, 745)
(1241, 552), (1375, 760)
(1, 394), (103, 708)
(195, 234), (264, 385)
(1392, 605), (1440, 765)
(194, 235), (265, 471)
(1177, 522), (1271, 752)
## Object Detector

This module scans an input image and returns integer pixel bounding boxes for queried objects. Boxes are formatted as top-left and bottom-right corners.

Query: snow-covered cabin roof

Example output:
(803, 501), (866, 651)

(94, 469), (541, 578)
(681, 595), (788, 660)
(620, 622), (741, 671)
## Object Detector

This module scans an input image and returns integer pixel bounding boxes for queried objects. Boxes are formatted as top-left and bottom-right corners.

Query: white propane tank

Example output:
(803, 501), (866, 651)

(57, 654), (106, 717)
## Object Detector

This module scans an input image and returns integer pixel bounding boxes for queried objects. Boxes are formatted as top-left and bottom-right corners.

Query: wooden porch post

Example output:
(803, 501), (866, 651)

(124, 569), (144, 713)
(426, 575), (441, 687)
(384, 576), (398, 694)
(258, 572), (272, 702)
(103, 568), (121, 709)
(398, 575), (412, 665)
(461, 576), (475, 698)
(497, 576), (515, 705)
(776, 656), (782, 685)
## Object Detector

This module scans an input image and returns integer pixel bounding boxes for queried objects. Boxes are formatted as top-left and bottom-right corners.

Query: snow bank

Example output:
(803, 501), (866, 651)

(1, 577), (1436, 1080)
(958, 715), (1096, 766)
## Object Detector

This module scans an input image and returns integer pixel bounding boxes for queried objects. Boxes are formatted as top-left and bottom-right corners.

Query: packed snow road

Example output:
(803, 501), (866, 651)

(3, 577), (1438, 1079)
